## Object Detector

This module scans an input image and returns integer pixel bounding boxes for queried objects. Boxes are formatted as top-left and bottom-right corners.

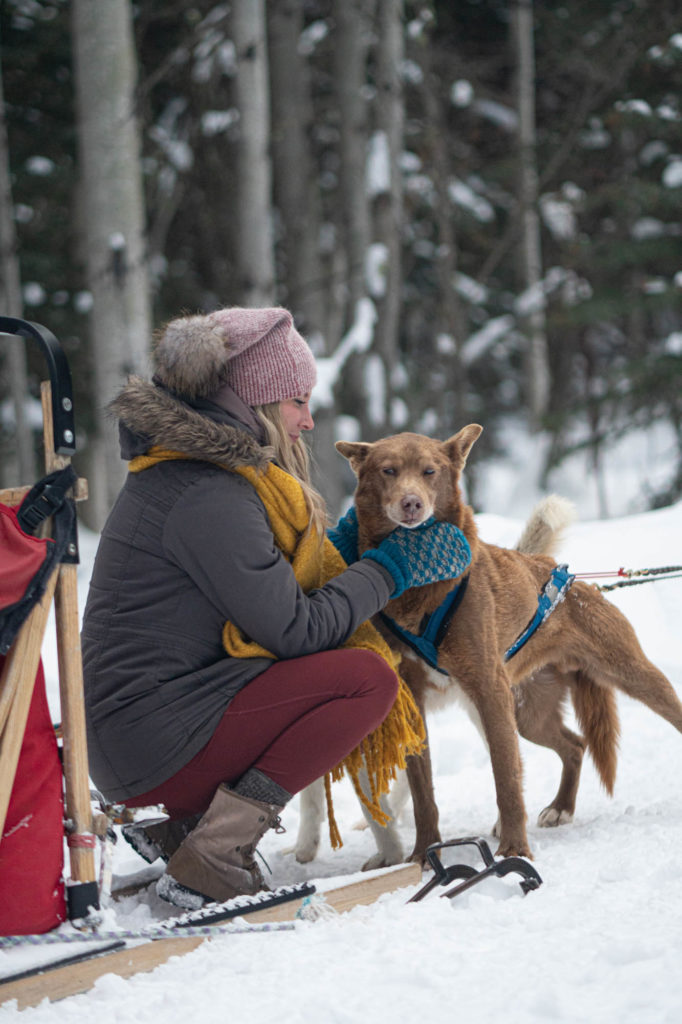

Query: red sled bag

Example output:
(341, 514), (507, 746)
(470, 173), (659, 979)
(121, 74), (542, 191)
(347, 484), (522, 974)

(0, 468), (77, 934)
(0, 656), (67, 934)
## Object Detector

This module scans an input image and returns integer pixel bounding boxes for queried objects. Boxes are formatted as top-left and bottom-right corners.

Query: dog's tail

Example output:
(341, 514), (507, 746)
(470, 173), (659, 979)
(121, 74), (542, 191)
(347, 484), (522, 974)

(515, 494), (576, 558)
(571, 672), (620, 795)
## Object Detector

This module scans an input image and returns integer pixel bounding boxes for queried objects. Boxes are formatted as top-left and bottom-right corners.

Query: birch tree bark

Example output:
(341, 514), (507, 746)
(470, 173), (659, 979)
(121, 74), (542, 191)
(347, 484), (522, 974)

(0, 55), (36, 487)
(231, 0), (276, 306)
(71, 0), (151, 527)
(514, 0), (550, 428)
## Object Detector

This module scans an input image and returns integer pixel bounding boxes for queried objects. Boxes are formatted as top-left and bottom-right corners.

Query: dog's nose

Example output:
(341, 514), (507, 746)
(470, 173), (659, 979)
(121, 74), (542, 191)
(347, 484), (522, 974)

(401, 494), (423, 515)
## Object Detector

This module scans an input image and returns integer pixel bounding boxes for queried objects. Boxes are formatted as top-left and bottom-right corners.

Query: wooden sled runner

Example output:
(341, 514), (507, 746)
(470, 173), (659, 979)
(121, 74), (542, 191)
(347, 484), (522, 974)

(1, 863), (422, 1010)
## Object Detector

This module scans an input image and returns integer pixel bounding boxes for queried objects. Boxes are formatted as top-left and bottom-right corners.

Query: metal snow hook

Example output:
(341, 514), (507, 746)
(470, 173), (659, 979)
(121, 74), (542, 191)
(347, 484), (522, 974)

(407, 837), (543, 903)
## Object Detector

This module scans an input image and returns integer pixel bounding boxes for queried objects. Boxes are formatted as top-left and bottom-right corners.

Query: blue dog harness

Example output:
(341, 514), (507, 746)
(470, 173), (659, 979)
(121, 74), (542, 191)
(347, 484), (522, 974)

(380, 575), (470, 675)
(503, 564), (576, 662)
(381, 563), (575, 673)
(331, 508), (575, 673)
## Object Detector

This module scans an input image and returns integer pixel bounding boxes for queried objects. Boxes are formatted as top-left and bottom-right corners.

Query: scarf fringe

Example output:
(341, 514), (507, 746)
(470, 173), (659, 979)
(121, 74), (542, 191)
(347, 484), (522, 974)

(325, 679), (425, 847)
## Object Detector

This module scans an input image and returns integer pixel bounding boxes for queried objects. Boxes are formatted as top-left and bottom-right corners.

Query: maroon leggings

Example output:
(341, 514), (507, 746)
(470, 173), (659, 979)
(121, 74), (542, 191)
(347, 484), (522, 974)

(126, 649), (399, 818)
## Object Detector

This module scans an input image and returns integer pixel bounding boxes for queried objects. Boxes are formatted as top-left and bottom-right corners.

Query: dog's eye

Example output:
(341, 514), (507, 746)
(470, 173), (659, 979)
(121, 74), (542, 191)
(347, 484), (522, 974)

(382, 467), (396, 476)
(423, 468), (436, 476)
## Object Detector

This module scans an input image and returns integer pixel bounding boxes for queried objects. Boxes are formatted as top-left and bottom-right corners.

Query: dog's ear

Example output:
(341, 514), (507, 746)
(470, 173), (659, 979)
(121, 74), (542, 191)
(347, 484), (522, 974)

(443, 424), (483, 468)
(335, 440), (372, 474)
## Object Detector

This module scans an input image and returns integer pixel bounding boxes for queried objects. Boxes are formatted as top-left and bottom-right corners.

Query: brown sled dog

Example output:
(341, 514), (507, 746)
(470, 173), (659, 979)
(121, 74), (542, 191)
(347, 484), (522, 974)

(336, 425), (682, 861)
(292, 490), (594, 868)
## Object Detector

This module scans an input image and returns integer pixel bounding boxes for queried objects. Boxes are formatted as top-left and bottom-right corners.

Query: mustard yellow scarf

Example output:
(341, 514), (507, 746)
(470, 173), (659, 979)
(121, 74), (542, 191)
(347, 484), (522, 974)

(130, 447), (425, 847)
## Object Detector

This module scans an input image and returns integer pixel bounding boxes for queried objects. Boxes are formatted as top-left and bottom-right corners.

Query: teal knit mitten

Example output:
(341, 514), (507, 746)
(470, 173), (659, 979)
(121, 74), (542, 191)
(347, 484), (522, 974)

(327, 505), (359, 565)
(361, 517), (471, 598)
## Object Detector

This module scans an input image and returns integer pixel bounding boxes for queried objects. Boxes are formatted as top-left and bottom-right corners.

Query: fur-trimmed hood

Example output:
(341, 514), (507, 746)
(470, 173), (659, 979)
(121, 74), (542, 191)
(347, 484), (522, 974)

(109, 377), (271, 472)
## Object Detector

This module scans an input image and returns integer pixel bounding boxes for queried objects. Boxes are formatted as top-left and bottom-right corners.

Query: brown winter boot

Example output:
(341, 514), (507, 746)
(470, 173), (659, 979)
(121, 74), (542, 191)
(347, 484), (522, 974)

(156, 784), (285, 910)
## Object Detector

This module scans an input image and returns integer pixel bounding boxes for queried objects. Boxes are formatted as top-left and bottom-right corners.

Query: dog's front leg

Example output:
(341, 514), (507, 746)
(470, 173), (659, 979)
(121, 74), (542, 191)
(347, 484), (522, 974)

(464, 666), (531, 859)
(288, 778), (325, 863)
(355, 766), (404, 870)
(405, 725), (441, 865)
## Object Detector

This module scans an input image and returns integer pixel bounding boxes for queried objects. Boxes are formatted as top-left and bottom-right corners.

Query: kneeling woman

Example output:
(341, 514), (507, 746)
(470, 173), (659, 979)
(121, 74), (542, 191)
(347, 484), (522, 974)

(82, 307), (461, 908)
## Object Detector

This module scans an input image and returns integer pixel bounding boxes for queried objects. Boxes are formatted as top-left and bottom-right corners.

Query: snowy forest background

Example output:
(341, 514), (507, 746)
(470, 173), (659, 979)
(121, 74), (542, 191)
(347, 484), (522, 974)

(0, 0), (681, 528)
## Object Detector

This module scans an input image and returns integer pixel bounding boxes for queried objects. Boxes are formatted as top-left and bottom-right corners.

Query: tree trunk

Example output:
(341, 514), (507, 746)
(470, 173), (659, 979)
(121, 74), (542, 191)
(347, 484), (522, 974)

(414, 26), (470, 435)
(321, 0), (376, 507)
(514, 0), (550, 428)
(333, 0), (375, 319)
(268, 1), (346, 512)
(267, 0), (325, 336)
(231, 0), (276, 306)
(372, 0), (404, 430)
(71, 0), (151, 528)
(0, 55), (36, 487)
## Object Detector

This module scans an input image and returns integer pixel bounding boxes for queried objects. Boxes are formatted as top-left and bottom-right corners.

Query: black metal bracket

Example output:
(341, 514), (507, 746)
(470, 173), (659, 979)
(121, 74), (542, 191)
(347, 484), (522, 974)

(408, 837), (543, 903)
(66, 880), (101, 923)
(0, 316), (76, 456)
(1, 316), (80, 563)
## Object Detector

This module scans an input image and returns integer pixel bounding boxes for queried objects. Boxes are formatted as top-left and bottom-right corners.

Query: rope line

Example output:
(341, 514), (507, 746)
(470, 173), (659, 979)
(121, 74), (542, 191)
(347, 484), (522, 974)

(0, 919), (295, 949)
(596, 572), (682, 592)
(572, 564), (682, 591)
(575, 564), (682, 580)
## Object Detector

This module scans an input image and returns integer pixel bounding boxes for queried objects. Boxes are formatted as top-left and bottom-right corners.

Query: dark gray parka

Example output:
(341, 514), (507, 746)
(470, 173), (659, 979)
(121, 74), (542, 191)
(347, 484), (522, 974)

(81, 379), (393, 801)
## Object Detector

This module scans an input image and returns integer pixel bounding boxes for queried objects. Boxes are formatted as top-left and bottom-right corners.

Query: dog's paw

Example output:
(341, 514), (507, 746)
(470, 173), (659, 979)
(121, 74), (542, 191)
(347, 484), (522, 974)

(361, 850), (403, 871)
(407, 849), (428, 868)
(281, 839), (320, 863)
(494, 837), (533, 860)
(296, 842), (320, 864)
(537, 806), (574, 828)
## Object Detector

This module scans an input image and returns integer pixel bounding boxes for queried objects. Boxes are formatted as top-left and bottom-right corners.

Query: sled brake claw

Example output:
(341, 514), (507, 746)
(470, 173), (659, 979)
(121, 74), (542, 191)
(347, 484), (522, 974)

(407, 836), (542, 903)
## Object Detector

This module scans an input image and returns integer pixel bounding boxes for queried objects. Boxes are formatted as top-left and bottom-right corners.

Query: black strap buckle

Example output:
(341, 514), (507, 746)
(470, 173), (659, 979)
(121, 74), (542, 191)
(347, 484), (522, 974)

(18, 482), (66, 532)
(17, 465), (77, 535)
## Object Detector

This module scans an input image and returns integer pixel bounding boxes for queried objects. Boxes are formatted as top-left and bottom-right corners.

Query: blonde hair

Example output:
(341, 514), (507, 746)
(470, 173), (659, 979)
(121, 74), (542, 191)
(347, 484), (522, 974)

(254, 402), (328, 538)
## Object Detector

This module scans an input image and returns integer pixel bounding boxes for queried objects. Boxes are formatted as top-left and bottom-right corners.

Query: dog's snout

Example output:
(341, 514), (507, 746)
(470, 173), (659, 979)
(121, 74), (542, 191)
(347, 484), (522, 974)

(401, 494), (423, 515)
(382, 464), (435, 527)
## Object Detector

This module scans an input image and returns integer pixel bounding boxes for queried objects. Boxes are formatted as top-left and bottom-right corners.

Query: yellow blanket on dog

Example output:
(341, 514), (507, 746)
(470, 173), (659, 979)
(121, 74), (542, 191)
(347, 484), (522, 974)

(130, 448), (425, 846)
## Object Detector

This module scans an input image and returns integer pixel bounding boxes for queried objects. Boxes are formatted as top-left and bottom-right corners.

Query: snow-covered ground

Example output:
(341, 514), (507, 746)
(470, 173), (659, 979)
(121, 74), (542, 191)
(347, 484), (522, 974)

(2, 495), (682, 1023)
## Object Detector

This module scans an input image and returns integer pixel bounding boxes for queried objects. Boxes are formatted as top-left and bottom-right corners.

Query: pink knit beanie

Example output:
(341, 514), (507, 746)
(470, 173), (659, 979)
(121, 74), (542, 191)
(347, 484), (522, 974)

(153, 306), (317, 406)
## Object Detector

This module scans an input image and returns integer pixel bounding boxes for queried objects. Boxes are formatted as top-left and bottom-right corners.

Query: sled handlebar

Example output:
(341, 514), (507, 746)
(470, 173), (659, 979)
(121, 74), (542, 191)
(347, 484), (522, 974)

(0, 316), (76, 456)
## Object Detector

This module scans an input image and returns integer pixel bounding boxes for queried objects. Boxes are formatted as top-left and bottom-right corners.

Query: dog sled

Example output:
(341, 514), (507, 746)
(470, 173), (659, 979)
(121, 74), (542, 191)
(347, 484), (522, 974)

(0, 315), (96, 935)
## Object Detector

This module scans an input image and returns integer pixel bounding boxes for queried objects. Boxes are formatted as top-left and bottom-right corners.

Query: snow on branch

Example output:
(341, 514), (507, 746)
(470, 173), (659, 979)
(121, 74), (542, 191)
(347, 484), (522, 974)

(311, 298), (377, 412)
